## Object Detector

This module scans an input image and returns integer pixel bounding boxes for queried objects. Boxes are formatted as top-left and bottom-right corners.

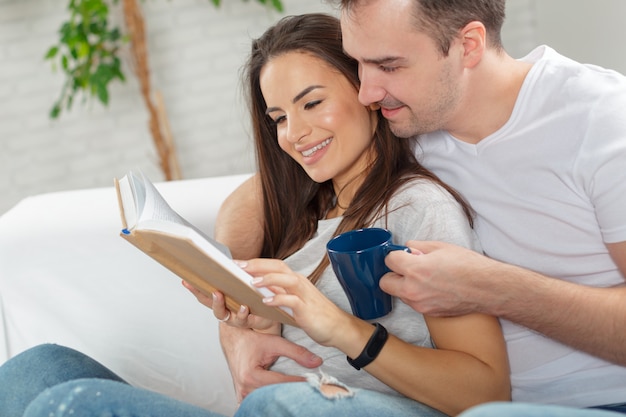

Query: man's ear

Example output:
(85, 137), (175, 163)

(460, 21), (486, 69)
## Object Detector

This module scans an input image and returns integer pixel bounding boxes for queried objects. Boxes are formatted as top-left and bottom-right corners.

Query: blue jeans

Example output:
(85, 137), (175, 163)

(0, 344), (227, 417)
(460, 402), (626, 417)
(7, 346), (625, 417)
(242, 381), (447, 417)
(0, 344), (446, 417)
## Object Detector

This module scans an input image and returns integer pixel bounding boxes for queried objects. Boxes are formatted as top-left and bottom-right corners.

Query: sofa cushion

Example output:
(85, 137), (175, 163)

(0, 174), (252, 416)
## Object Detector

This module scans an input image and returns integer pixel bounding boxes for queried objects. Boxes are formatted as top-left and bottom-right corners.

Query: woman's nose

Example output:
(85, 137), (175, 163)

(287, 116), (310, 143)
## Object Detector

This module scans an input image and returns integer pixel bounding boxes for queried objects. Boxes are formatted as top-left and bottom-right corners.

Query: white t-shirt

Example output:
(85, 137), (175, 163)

(271, 179), (480, 397)
(416, 45), (626, 407)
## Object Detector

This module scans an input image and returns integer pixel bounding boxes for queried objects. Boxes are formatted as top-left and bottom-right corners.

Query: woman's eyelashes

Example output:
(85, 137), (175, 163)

(271, 114), (286, 125)
(303, 99), (322, 110)
(269, 99), (324, 126)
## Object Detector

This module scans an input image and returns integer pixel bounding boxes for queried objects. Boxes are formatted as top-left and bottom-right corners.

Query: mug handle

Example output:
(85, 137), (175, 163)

(384, 244), (411, 256)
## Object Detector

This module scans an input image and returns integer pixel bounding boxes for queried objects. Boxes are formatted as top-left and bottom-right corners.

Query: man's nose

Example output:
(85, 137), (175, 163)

(358, 68), (385, 107)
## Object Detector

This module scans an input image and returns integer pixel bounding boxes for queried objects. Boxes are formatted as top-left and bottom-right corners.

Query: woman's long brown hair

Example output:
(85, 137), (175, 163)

(243, 13), (472, 284)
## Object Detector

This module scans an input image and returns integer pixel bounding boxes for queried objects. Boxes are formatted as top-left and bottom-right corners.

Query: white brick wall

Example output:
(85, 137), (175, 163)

(2, 0), (624, 216)
(0, 0), (334, 215)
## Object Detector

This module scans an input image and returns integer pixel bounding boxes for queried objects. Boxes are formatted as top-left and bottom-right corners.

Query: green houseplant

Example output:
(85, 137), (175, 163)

(45, 0), (283, 180)
(45, 0), (283, 119)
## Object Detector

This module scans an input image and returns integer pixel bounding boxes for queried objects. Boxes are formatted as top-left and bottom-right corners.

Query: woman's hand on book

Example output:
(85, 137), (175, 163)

(182, 280), (276, 331)
(244, 258), (354, 347)
(213, 291), (277, 331)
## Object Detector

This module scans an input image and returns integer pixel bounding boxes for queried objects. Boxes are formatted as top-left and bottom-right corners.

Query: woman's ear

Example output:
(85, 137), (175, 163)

(460, 21), (486, 69)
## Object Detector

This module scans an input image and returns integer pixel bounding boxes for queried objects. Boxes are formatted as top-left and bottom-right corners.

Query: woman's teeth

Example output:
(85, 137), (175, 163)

(302, 138), (332, 157)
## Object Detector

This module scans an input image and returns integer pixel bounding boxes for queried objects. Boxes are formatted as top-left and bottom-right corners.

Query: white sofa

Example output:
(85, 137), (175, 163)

(0, 173), (253, 416)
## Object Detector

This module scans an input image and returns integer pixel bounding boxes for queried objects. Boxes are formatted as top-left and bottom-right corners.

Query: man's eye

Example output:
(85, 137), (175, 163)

(380, 66), (397, 73)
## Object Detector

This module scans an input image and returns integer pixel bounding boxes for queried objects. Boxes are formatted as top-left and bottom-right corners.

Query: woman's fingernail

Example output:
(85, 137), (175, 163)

(251, 276), (263, 285)
(234, 260), (248, 268)
(262, 296), (273, 304)
(239, 305), (247, 313)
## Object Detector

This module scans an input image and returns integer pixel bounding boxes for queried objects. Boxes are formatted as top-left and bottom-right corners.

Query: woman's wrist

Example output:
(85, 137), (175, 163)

(331, 316), (381, 359)
(347, 323), (388, 370)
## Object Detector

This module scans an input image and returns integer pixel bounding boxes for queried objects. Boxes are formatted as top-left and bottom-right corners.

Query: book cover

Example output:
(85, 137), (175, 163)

(115, 171), (296, 326)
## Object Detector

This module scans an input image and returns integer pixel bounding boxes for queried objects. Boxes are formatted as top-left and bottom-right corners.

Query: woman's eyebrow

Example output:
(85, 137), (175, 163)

(265, 85), (325, 115)
(292, 85), (324, 103)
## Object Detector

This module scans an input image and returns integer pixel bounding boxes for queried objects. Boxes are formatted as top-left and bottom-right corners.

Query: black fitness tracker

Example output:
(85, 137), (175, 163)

(347, 323), (389, 370)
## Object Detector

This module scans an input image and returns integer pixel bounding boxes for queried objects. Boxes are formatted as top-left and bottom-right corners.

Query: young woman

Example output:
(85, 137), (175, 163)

(0, 14), (509, 417)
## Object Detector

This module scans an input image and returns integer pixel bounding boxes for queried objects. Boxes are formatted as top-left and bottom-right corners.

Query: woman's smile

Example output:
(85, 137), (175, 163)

(300, 137), (333, 158)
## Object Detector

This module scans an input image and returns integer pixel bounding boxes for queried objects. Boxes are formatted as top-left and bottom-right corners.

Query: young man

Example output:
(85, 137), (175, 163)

(211, 0), (626, 415)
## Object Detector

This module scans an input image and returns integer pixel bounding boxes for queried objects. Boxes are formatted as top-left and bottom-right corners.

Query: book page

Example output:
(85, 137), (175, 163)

(139, 172), (186, 225)
(129, 171), (146, 220)
(132, 171), (232, 258)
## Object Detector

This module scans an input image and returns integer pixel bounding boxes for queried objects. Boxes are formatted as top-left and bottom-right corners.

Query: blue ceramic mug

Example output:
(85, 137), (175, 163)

(326, 228), (410, 320)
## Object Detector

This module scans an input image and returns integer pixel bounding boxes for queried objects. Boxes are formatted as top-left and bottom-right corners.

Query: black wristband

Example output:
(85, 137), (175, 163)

(347, 323), (388, 370)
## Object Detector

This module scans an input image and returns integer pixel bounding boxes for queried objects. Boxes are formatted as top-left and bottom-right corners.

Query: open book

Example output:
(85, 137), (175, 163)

(114, 171), (296, 326)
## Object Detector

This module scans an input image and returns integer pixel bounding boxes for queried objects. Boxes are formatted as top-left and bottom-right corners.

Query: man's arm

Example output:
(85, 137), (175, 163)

(383, 241), (626, 366)
(214, 174), (322, 400)
(215, 174), (264, 260)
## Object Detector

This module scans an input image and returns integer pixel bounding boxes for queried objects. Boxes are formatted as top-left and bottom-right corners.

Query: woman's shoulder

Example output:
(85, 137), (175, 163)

(379, 177), (479, 250)
(377, 177), (467, 229)
(389, 177), (460, 207)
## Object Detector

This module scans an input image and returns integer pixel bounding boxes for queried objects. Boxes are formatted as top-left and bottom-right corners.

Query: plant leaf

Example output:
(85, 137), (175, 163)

(46, 0), (285, 119)
(44, 46), (59, 60)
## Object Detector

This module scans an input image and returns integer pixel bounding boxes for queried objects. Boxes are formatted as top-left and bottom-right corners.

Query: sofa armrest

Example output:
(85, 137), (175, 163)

(0, 173), (252, 416)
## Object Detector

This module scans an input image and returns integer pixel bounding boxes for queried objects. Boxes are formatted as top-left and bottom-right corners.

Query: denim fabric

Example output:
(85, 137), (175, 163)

(21, 378), (447, 417)
(0, 344), (126, 417)
(6, 345), (625, 417)
(592, 404), (626, 414)
(0, 344), (225, 417)
(23, 378), (225, 417)
(0, 344), (448, 417)
(460, 402), (626, 417)
(238, 381), (448, 417)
